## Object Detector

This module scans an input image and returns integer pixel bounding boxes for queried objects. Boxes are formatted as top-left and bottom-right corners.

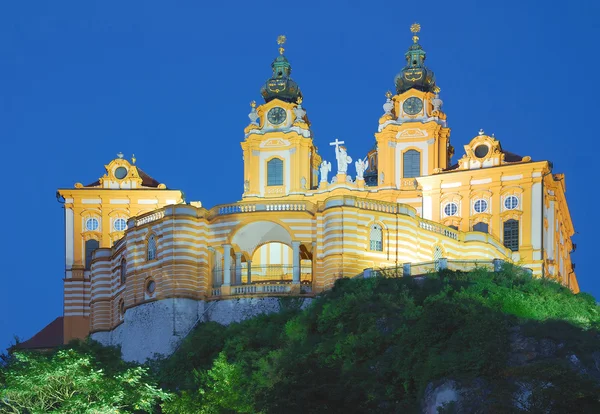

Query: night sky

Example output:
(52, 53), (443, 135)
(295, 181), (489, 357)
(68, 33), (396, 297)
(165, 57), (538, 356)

(1, 0), (598, 352)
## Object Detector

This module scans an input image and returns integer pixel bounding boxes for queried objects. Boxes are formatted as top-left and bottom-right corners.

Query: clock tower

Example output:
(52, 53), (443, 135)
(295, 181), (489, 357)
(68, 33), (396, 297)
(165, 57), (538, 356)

(375, 24), (452, 191)
(241, 36), (321, 199)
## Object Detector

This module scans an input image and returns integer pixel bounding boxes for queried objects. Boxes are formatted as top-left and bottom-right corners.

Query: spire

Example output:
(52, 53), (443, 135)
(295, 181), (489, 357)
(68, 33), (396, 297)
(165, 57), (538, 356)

(394, 23), (437, 94)
(260, 35), (302, 103)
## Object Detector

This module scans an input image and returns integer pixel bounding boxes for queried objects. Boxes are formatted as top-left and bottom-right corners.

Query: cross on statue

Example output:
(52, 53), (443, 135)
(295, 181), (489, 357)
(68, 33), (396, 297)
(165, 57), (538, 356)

(329, 138), (345, 150)
(329, 138), (352, 174)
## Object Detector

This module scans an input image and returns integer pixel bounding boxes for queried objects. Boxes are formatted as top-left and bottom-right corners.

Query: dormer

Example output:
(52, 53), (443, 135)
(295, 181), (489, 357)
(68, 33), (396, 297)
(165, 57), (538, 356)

(455, 130), (532, 170)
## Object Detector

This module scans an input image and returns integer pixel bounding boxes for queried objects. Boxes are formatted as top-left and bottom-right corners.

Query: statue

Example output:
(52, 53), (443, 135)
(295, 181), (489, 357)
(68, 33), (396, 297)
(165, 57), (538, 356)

(355, 158), (369, 180)
(319, 160), (332, 183)
(329, 138), (352, 174)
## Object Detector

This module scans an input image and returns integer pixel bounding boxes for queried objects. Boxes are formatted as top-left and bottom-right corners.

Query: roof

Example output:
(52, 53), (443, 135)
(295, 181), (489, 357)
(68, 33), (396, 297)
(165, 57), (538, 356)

(85, 167), (162, 188)
(12, 317), (64, 351)
(444, 150), (527, 172)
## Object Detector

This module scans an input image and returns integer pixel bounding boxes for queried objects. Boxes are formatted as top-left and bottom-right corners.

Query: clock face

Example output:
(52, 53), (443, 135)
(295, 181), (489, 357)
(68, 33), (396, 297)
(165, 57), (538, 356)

(402, 97), (423, 115)
(267, 107), (287, 125)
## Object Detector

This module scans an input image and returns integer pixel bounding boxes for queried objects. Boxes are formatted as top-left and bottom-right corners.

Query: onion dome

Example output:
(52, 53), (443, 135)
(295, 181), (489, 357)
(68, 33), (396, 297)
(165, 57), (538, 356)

(394, 23), (436, 94)
(260, 35), (302, 103)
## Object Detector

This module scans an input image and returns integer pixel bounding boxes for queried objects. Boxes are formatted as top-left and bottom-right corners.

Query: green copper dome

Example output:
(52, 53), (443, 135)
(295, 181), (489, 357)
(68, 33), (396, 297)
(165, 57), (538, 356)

(260, 37), (302, 103)
(394, 24), (437, 94)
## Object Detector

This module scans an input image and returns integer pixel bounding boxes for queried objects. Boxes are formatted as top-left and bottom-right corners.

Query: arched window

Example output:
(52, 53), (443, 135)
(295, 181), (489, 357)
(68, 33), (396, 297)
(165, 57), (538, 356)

(85, 239), (99, 270)
(147, 235), (157, 261)
(120, 258), (127, 284)
(473, 222), (489, 233)
(267, 158), (284, 186)
(369, 224), (383, 251)
(448, 225), (459, 231)
(503, 219), (519, 251)
(403, 150), (421, 178)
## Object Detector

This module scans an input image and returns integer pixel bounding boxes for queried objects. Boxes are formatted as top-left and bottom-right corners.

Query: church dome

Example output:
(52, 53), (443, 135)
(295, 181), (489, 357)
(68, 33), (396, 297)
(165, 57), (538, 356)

(394, 24), (437, 95)
(260, 36), (302, 103)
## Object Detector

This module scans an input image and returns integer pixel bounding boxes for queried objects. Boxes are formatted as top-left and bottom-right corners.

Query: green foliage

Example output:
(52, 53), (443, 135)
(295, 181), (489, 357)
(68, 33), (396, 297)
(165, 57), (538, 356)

(161, 269), (600, 412)
(5, 268), (600, 412)
(0, 348), (170, 413)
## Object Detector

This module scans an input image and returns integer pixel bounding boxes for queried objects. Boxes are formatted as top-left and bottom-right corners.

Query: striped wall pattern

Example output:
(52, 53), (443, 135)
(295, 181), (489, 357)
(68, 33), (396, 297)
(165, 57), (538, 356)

(85, 200), (524, 333)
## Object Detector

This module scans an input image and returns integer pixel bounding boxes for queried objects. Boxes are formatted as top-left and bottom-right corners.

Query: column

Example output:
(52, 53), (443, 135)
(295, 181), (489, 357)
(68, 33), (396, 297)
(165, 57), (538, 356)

(235, 252), (242, 285)
(292, 241), (301, 284)
(223, 244), (231, 286)
(247, 260), (252, 284)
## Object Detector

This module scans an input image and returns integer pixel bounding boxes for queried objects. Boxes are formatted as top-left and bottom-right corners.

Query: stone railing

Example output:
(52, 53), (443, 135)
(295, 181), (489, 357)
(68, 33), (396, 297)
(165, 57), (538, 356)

(208, 201), (317, 218)
(359, 258), (531, 279)
(135, 211), (165, 226)
(417, 217), (459, 240)
(210, 280), (313, 297)
(354, 199), (399, 214)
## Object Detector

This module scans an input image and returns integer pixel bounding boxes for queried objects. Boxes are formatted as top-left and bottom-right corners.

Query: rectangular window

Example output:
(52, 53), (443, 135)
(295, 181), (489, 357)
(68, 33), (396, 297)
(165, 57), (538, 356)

(403, 150), (421, 178)
(503, 219), (519, 251)
(267, 158), (284, 186)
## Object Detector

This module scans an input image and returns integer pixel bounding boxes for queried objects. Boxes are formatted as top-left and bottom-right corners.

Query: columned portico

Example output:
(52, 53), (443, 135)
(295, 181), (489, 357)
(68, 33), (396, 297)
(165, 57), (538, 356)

(223, 244), (232, 286)
(235, 252), (243, 285)
(292, 241), (301, 284)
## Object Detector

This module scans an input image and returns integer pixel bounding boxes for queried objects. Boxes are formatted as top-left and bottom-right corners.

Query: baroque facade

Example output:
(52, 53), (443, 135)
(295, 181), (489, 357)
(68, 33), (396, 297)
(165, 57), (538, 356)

(22, 26), (577, 360)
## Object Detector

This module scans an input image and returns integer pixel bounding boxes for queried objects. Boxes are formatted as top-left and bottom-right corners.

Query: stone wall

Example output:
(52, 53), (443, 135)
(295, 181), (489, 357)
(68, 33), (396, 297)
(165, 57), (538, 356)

(91, 296), (312, 363)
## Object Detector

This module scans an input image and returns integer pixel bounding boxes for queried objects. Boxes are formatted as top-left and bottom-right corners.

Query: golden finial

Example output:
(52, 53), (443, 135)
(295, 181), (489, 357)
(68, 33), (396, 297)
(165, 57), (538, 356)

(385, 90), (392, 99)
(131, 154), (136, 164)
(250, 100), (256, 108)
(410, 22), (421, 43)
(277, 35), (287, 55)
(296, 96), (303, 105)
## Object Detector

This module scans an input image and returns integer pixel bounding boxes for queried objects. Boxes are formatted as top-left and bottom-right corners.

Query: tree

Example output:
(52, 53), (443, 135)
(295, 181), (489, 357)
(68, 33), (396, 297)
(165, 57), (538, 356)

(0, 349), (170, 413)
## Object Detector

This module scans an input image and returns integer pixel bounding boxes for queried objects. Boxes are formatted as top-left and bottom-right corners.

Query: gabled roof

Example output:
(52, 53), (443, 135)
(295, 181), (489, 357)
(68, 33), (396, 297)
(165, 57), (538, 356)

(11, 317), (64, 351)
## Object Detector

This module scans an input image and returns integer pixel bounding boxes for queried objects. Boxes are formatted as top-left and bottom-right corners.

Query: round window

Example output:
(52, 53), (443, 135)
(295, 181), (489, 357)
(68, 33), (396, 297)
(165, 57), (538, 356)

(146, 280), (156, 295)
(114, 218), (127, 232)
(474, 199), (488, 214)
(85, 218), (99, 231)
(115, 167), (128, 179)
(504, 195), (519, 210)
(474, 145), (489, 158)
(444, 202), (458, 216)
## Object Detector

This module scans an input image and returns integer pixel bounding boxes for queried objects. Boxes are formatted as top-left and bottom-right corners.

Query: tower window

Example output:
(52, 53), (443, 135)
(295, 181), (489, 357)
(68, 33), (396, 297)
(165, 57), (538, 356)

(403, 150), (421, 178)
(503, 219), (519, 251)
(369, 224), (383, 251)
(120, 258), (127, 284)
(147, 235), (157, 261)
(85, 239), (99, 270)
(473, 222), (489, 233)
(267, 158), (284, 186)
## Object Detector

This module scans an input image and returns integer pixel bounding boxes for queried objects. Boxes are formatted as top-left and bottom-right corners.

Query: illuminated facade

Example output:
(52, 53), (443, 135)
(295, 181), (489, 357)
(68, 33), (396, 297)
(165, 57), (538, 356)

(29, 26), (575, 358)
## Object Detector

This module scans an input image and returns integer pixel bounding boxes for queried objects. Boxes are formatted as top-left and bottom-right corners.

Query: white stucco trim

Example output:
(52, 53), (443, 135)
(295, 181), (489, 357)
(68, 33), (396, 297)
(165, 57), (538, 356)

(531, 182), (542, 250)
(423, 196), (433, 220)
(65, 208), (74, 268)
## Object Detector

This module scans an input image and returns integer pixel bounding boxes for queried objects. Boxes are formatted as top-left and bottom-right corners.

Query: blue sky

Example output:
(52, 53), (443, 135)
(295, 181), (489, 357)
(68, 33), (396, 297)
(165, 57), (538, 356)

(1, 0), (598, 352)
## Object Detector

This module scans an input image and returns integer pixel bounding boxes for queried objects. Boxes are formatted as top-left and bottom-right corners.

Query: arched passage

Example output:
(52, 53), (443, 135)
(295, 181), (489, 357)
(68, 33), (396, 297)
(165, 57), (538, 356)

(214, 221), (310, 286)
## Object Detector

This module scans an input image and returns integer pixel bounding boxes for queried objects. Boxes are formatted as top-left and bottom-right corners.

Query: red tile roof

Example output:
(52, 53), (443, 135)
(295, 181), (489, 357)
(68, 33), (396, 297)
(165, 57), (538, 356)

(12, 317), (64, 351)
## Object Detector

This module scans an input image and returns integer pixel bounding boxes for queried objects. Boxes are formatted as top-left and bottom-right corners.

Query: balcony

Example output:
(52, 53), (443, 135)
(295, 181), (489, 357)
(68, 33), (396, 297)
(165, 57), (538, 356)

(210, 264), (313, 298)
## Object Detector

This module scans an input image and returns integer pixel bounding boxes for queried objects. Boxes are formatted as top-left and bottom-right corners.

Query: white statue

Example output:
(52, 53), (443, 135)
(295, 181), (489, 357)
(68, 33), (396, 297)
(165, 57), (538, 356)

(330, 138), (352, 174)
(319, 160), (332, 183)
(355, 158), (369, 180)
